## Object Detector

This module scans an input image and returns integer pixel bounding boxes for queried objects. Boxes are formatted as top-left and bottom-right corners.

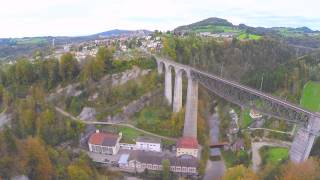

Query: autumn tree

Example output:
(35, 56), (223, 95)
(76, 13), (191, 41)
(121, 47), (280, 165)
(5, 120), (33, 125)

(169, 108), (185, 137)
(59, 53), (79, 82)
(19, 137), (54, 180)
(40, 58), (61, 89)
(279, 158), (320, 180)
(96, 46), (114, 72)
(14, 59), (35, 85)
(161, 36), (176, 60)
(162, 159), (171, 180)
(3, 127), (17, 153)
(223, 165), (258, 180)
(80, 56), (104, 82)
(67, 153), (95, 180)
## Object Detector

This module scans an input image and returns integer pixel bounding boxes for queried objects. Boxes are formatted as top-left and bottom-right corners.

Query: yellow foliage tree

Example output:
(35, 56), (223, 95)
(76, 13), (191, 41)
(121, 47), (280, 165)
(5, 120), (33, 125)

(223, 165), (258, 180)
(19, 137), (54, 180)
(279, 158), (320, 180)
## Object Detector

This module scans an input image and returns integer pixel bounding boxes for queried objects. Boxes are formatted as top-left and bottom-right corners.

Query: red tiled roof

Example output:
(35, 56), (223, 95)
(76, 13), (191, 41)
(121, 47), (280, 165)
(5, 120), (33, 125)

(88, 132), (119, 146)
(177, 137), (198, 149)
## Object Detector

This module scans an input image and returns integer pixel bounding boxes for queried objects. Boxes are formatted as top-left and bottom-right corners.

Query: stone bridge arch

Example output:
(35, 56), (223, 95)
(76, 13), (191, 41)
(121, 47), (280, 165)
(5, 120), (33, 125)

(156, 58), (198, 138)
(155, 56), (320, 163)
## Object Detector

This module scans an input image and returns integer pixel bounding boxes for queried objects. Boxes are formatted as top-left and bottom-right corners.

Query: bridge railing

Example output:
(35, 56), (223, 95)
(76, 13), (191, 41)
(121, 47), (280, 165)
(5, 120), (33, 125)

(153, 54), (319, 126)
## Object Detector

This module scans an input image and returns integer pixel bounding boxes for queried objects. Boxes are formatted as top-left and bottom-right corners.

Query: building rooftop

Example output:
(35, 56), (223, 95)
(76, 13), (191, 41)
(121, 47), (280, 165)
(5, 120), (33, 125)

(136, 136), (161, 144)
(177, 137), (198, 149)
(88, 131), (119, 147)
(118, 154), (130, 164)
(128, 150), (198, 167)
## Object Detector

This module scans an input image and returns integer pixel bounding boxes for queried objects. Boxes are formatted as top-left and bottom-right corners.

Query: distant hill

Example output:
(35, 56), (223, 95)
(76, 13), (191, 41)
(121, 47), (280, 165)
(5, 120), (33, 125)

(174, 17), (235, 34)
(174, 17), (318, 35)
(93, 29), (152, 38)
(174, 17), (320, 48)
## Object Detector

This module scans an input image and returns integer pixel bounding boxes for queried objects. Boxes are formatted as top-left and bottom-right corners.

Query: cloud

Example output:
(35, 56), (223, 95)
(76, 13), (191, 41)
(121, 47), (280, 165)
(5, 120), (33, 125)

(0, 0), (319, 38)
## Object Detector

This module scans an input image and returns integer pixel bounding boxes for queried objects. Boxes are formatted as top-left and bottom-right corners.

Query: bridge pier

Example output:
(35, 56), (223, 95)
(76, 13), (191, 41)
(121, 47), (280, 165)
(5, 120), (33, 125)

(173, 69), (183, 112)
(290, 113), (320, 163)
(157, 61), (163, 74)
(164, 64), (173, 105)
(156, 57), (320, 163)
(183, 77), (198, 138)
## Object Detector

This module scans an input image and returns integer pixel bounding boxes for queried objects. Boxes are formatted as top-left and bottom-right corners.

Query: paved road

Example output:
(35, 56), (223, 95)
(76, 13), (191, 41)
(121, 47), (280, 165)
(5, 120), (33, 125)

(203, 113), (226, 180)
(55, 107), (177, 142)
(251, 139), (291, 172)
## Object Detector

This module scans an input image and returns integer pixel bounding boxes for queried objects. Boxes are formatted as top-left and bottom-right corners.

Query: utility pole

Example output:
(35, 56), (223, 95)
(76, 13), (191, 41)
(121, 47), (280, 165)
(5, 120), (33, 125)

(260, 73), (264, 91)
(220, 63), (224, 77)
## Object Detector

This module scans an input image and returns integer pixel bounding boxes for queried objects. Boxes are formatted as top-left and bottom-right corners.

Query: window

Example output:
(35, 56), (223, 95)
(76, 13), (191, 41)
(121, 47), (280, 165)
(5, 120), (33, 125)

(176, 167), (181, 171)
(182, 167), (187, 172)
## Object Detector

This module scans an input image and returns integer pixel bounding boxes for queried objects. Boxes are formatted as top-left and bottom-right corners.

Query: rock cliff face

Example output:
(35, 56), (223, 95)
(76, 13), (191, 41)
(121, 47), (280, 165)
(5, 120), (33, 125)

(77, 107), (97, 121)
(105, 90), (161, 123)
(99, 66), (151, 87)
(48, 67), (151, 102)
(75, 67), (155, 122)
(0, 111), (11, 129)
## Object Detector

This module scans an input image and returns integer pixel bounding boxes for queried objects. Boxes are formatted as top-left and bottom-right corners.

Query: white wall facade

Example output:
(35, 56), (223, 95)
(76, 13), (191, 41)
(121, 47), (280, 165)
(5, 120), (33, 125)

(136, 142), (161, 152)
(128, 160), (197, 174)
(88, 143), (120, 155)
(119, 143), (136, 150)
(176, 148), (198, 158)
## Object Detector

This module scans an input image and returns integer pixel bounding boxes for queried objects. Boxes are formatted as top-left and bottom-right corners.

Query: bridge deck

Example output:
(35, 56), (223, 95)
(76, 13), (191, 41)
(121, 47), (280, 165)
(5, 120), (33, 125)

(156, 56), (319, 124)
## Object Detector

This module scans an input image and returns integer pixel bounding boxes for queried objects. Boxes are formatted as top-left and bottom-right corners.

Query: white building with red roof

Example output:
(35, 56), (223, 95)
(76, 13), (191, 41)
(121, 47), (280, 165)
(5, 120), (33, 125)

(176, 137), (199, 158)
(88, 130), (122, 155)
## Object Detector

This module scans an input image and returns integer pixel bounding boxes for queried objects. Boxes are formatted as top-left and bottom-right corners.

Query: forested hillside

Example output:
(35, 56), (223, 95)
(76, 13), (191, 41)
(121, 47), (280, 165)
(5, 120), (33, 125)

(0, 47), (156, 179)
(161, 34), (320, 105)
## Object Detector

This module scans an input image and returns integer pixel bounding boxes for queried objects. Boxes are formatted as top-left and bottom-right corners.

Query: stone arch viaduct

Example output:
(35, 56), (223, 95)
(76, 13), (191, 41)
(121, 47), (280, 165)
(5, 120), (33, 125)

(155, 56), (320, 163)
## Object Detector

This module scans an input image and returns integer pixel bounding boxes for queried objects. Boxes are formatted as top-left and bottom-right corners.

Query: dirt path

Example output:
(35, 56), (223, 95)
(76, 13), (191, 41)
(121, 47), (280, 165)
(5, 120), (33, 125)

(55, 107), (177, 142)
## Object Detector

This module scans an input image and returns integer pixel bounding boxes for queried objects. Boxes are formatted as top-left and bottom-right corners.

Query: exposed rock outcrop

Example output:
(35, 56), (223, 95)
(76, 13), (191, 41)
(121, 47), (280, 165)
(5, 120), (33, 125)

(99, 67), (151, 87)
(105, 90), (160, 123)
(78, 107), (97, 121)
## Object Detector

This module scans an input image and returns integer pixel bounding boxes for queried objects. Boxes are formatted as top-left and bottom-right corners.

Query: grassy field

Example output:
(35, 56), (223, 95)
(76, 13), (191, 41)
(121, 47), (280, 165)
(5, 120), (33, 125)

(241, 109), (253, 128)
(276, 28), (305, 38)
(221, 150), (237, 167)
(300, 81), (320, 112)
(15, 37), (48, 45)
(238, 33), (262, 40)
(193, 25), (241, 33)
(260, 146), (289, 166)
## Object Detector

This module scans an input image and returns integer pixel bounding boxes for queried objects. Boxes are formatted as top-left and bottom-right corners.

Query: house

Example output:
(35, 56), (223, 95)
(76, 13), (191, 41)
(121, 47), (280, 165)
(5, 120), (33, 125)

(249, 109), (262, 119)
(88, 130), (122, 155)
(119, 143), (136, 150)
(136, 136), (161, 152)
(231, 139), (245, 152)
(126, 150), (198, 175)
(176, 137), (199, 158)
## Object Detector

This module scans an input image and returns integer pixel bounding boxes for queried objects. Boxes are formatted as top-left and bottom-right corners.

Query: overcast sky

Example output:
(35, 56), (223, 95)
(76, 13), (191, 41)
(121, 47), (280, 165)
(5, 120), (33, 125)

(0, 0), (319, 38)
